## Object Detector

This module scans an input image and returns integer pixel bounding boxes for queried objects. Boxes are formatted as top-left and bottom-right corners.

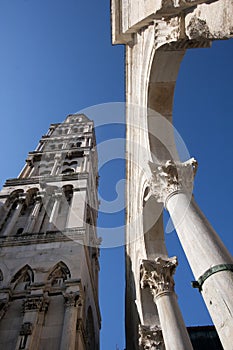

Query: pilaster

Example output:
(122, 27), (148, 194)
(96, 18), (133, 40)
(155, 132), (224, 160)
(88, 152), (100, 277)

(23, 192), (44, 234)
(60, 292), (82, 350)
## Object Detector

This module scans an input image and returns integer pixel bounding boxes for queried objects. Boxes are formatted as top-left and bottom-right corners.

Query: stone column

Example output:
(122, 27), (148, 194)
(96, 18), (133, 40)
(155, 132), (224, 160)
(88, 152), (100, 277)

(23, 192), (44, 234)
(3, 193), (26, 236)
(148, 158), (233, 350)
(82, 151), (89, 172)
(60, 292), (80, 350)
(51, 154), (62, 175)
(141, 257), (193, 350)
(47, 190), (62, 231)
(0, 203), (12, 230)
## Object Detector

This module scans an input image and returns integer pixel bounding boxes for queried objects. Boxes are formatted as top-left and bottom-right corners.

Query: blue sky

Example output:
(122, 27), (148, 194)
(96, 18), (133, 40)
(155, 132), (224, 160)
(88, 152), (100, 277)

(0, 1), (232, 349)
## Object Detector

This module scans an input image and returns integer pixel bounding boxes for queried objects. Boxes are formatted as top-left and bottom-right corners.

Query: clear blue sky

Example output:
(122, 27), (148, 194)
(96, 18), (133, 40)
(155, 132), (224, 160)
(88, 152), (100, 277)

(0, 1), (232, 350)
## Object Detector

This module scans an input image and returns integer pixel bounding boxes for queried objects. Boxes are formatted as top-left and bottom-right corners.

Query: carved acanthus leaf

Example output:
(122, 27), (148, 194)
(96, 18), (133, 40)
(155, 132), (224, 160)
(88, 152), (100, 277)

(140, 257), (178, 297)
(148, 158), (198, 204)
(23, 295), (49, 313)
(139, 324), (165, 350)
(63, 292), (80, 307)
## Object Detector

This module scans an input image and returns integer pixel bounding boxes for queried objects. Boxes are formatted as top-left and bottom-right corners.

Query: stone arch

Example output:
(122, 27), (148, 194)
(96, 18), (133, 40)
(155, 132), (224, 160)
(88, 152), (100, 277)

(47, 261), (71, 286)
(138, 41), (199, 260)
(61, 168), (75, 174)
(25, 187), (39, 206)
(147, 45), (187, 163)
(142, 189), (167, 260)
(11, 265), (34, 291)
(0, 189), (25, 234)
(7, 189), (24, 206)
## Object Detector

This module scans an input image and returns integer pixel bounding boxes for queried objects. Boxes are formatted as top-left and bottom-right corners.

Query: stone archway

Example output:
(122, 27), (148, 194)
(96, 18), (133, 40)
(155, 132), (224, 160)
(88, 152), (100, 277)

(112, 1), (233, 349)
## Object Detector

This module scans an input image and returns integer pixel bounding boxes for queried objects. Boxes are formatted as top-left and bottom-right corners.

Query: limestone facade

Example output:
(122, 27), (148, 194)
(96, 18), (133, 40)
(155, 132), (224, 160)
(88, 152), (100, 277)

(112, 1), (233, 349)
(0, 114), (100, 349)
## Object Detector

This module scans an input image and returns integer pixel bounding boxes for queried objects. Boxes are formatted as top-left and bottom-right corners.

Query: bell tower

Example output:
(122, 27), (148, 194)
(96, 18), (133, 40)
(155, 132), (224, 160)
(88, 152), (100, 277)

(0, 113), (100, 349)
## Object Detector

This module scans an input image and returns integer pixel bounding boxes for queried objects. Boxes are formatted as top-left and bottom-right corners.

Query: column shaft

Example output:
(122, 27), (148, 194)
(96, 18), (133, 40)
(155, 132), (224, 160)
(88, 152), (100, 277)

(167, 193), (233, 349)
(3, 200), (24, 236)
(47, 193), (62, 231)
(156, 292), (193, 350)
(140, 257), (193, 350)
(51, 154), (61, 175)
(60, 293), (79, 350)
(149, 158), (233, 349)
(23, 200), (41, 234)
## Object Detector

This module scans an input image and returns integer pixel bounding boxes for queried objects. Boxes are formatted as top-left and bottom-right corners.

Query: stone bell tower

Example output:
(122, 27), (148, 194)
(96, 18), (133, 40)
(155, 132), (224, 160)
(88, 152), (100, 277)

(0, 113), (101, 350)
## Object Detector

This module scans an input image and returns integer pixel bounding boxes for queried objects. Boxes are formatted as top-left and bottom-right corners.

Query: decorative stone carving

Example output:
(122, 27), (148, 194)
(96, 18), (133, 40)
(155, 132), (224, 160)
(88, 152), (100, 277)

(139, 325), (165, 350)
(148, 158), (198, 204)
(63, 292), (80, 307)
(23, 297), (43, 312)
(22, 295), (49, 313)
(76, 318), (86, 337)
(20, 322), (33, 336)
(140, 257), (178, 298)
(0, 229), (86, 247)
(41, 294), (50, 312)
(26, 156), (33, 167)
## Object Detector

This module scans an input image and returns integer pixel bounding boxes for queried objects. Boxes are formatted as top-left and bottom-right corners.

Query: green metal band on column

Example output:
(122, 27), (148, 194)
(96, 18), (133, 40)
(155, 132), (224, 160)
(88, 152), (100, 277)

(191, 264), (233, 292)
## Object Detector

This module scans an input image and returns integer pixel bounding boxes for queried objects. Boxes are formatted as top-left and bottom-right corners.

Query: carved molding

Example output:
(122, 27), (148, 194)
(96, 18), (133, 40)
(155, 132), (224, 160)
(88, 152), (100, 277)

(23, 295), (49, 313)
(148, 158), (198, 204)
(139, 325), (165, 350)
(0, 229), (86, 247)
(63, 292), (80, 307)
(140, 257), (178, 298)
(4, 172), (89, 187)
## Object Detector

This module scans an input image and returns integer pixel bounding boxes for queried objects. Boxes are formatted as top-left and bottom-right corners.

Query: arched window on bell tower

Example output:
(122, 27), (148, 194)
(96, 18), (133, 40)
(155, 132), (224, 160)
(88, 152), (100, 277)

(11, 265), (34, 292)
(47, 261), (71, 288)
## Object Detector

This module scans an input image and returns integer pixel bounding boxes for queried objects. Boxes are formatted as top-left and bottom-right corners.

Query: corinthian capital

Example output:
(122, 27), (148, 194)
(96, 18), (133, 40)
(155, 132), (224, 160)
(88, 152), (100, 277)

(63, 292), (80, 307)
(148, 158), (198, 204)
(140, 257), (178, 298)
(139, 325), (165, 350)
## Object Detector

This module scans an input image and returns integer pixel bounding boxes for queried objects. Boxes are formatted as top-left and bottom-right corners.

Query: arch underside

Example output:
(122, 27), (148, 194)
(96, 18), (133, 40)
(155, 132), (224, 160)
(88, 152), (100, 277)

(125, 33), (213, 348)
